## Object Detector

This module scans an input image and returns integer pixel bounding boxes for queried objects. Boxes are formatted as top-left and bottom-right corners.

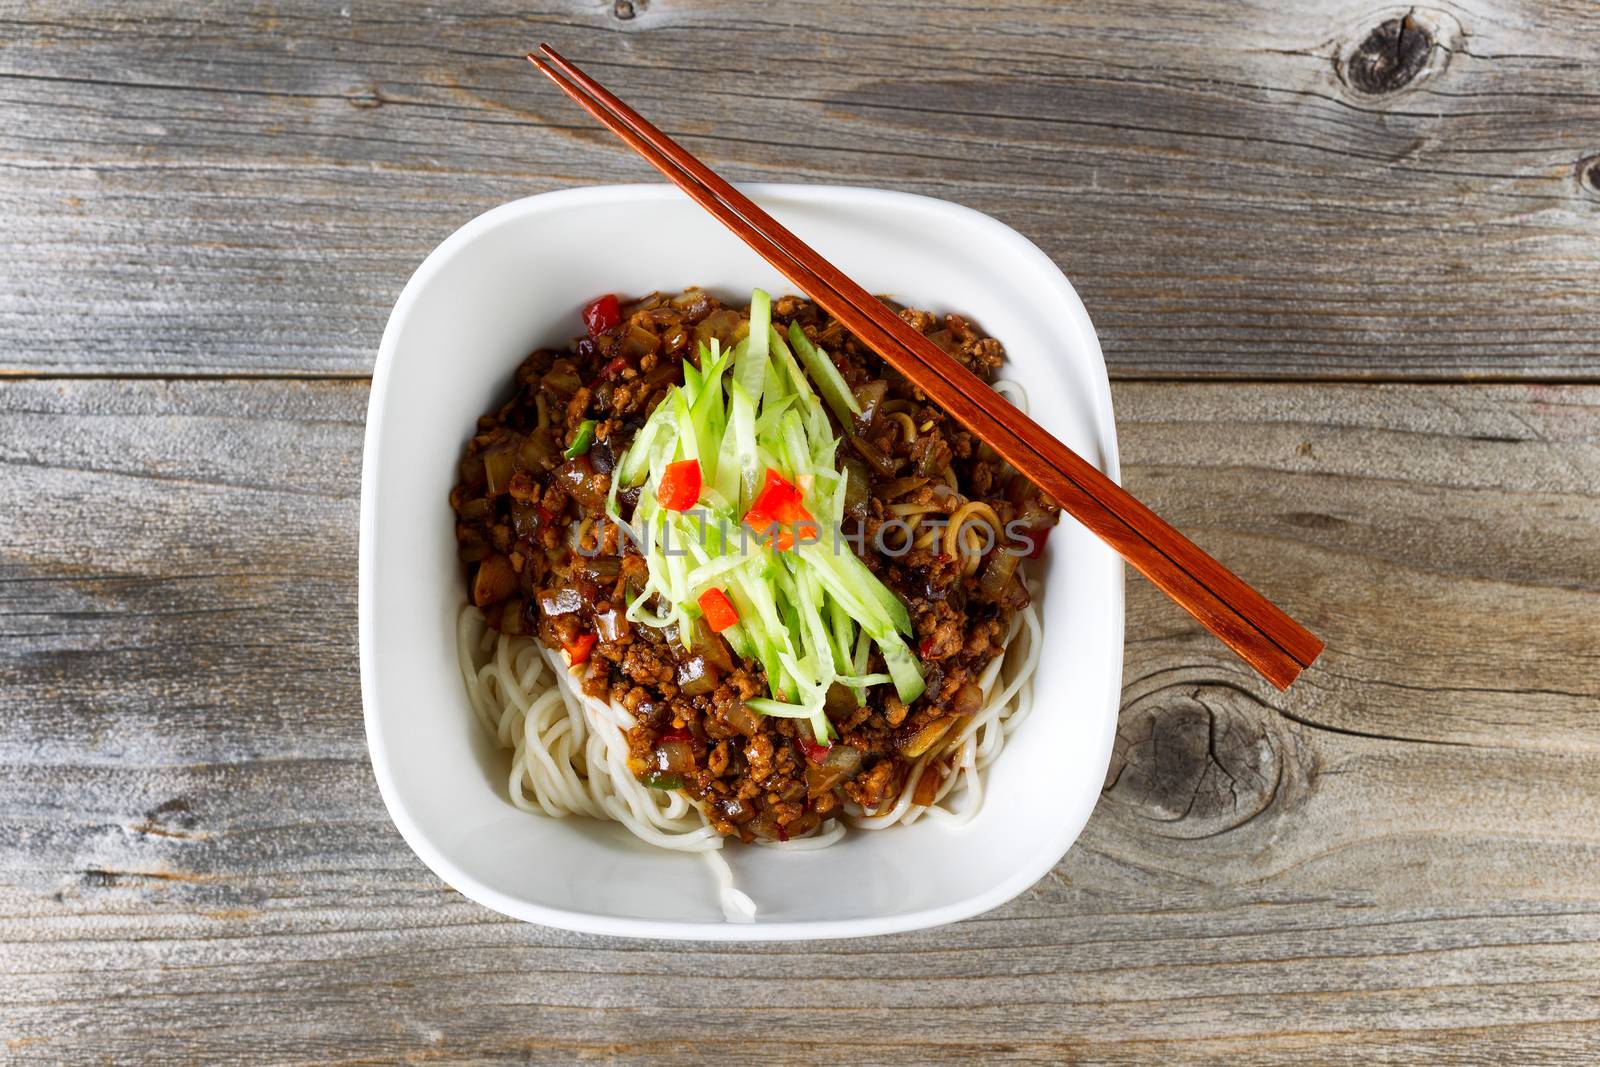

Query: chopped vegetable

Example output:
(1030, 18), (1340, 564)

(563, 632), (598, 665)
(594, 607), (629, 642)
(482, 449), (515, 495)
(698, 587), (739, 633)
(641, 771), (683, 790)
(851, 380), (887, 427)
(745, 468), (806, 526)
(654, 737), (696, 774)
(978, 548), (1021, 601)
(743, 468), (818, 550)
(656, 458), (702, 511)
(611, 287), (923, 731)
(582, 293), (621, 337)
(788, 321), (860, 427)
(1023, 522), (1053, 559)
(902, 714), (956, 758)
(796, 733), (831, 765)
(539, 587), (584, 616)
(721, 700), (763, 738)
(564, 419), (597, 460)
(472, 555), (518, 607)
(675, 654), (718, 696)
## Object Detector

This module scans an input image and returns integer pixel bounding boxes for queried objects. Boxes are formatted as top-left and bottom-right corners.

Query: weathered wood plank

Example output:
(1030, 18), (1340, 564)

(2, 378), (1597, 1064)
(1, 0), (1598, 378)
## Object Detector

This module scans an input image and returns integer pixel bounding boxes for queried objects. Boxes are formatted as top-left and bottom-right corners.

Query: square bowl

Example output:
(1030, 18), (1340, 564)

(361, 183), (1124, 940)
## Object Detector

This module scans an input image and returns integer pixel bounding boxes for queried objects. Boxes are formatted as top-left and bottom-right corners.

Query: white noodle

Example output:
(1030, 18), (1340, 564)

(455, 371), (1045, 920)
(457, 580), (1042, 920)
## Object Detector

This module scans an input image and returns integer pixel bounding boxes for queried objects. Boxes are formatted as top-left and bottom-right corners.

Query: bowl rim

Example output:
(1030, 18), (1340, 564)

(360, 182), (1124, 941)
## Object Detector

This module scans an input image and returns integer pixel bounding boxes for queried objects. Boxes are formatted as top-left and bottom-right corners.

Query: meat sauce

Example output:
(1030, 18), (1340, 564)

(449, 289), (1058, 841)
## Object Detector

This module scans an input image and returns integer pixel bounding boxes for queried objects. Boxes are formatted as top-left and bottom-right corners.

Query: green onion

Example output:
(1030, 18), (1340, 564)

(641, 771), (683, 790)
(563, 419), (597, 460)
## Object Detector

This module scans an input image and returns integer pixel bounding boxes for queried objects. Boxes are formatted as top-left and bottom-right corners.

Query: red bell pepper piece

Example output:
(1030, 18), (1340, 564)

(697, 587), (739, 633)
(796, 735), (831, 765)
(581, 293), (621, 338)
(744, 469), (803, 524)
(564, 632), (598, 665)
(743, 468), (817, 551)
(1024, 523), (1054, 560)
(656, 459), (702, 511)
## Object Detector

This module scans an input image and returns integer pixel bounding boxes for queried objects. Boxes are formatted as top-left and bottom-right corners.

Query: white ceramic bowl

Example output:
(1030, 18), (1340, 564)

(361, 183), (1123, 940)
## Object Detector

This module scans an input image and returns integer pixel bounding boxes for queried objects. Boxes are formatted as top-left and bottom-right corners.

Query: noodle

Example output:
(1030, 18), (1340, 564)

(458, 607), (754, 920)
(456, 576), (1043, 918)
(945, 501), (1002, 577)
(885, 411), (919, 445)
(451, 294), (1052, 921)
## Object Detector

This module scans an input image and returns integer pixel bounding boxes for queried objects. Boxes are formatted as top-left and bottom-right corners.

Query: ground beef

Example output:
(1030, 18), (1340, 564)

(451, 288), (1059, 842)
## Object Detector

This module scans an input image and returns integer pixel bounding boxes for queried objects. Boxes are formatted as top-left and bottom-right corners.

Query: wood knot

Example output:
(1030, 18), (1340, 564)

(1103, 682), (1295, 839)
(612, 0), (641, 19)
(1344, 9), (1446, 95)
(1579, 155), (1600, 199)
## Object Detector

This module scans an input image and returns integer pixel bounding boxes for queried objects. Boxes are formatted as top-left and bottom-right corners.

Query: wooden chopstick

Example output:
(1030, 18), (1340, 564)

(527, 45), (1324, 689)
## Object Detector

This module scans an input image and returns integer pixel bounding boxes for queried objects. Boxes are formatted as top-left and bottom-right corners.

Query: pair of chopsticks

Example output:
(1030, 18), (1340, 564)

(527, 45), (1323, 690)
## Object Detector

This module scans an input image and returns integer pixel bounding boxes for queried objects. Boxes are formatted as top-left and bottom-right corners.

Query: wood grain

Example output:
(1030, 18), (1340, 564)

(2, 378), (1596, 1064)
(4, 1), (1597, 1061)
(1, 0), (1598, 378)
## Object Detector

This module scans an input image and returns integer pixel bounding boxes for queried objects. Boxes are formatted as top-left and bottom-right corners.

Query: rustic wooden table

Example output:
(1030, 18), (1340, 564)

(3, 2), (1597, 1063)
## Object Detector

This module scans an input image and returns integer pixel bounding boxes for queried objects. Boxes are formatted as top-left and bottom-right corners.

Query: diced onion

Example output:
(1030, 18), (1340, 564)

(721, 700), (763, 738)
(483, 450), (515, 495)
(852, 380), (887, 427)
(594, 608), (629, 642)
(676, 655), (718, 696)
(654, 739), (696, 775)
(978, 549), (1020, 601)
(538, 587), (584, 616)
(902, 715), (957, 758)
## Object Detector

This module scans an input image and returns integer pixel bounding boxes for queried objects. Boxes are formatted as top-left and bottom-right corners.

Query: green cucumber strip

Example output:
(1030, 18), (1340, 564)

(684, 552), (754, 594)
(731, 290), (770, 408)
(671, 390), (697, 464)
(832, 549), (913, 636)
(794, 540), (909, 636)
(617, 287), (930, 714)
(794, 543), (893, 634)
(753, 392), (796, 438)
(788, 561), (837, 691)
(769, 325), (832, 444)
(760, 361), (787, 420)
(874, 630), (926, 704)
(722, 382), (759, 507)
(616, 386), (677, 486)
(745, 697), (816, 718)
(827, 595), (856, 676)
(768, 326), (815, 406)
(832, 670), (894, 687)
(778, 410), (810, 481)
(788, 321), (859, 426)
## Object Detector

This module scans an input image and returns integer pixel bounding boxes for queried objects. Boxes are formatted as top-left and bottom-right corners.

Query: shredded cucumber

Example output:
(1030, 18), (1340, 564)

(612, 287), (924, 725)
(731, 290), (770, 408)
(788, 321), (860, 427)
